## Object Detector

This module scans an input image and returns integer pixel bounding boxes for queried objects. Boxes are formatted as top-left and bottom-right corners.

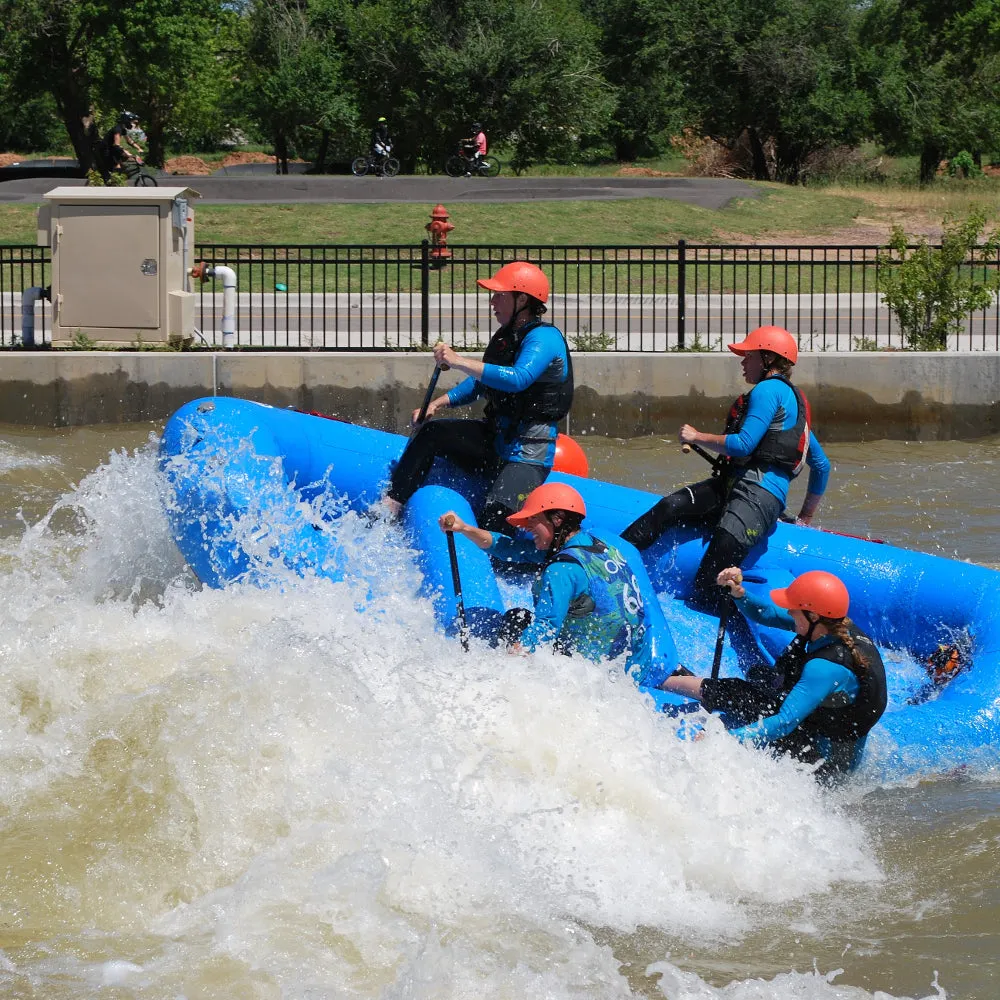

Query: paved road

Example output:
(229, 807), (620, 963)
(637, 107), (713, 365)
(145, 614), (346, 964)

(6, 291), (997, 351)
(0, 174), (760, 209)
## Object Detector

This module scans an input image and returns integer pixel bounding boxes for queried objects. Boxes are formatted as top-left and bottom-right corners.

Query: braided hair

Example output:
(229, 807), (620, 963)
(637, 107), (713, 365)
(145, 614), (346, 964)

(818, 616), (870, 671)
(542, 510), (585, 565)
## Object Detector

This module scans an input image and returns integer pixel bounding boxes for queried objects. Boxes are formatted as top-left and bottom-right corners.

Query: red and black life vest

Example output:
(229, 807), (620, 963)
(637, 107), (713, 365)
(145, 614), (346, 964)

(723, 374), (811, 478)
(773, 625), (888, 742)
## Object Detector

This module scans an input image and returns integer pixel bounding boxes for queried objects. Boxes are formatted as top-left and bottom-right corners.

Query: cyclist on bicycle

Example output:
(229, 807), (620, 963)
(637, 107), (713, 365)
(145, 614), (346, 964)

(102, 111), (145, 173)
(371, 117), (393, 163)
(472, 122), (488, 163)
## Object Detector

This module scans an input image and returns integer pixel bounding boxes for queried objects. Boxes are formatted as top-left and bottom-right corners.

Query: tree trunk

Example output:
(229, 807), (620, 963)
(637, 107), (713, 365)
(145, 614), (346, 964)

(146, 121), (166, 169)
(614, 134), (639, 162)
(314, 129), (330, 173)
(774, 137), (803, 184)
(275, 132), (289, 174)
(746, 127), (771, 181)
(53, 89), (97, 171)
(65, 115), (95, 171)
(919, 142), (941, 185)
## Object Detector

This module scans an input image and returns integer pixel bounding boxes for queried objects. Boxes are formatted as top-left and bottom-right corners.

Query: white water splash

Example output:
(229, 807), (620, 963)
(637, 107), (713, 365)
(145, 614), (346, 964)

(0, 438), (948, 999)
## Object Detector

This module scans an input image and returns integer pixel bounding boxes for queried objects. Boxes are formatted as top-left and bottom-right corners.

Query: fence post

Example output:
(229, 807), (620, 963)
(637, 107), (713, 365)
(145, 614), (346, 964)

(420, 239), (430, 347)
(676, 238), (687, 349)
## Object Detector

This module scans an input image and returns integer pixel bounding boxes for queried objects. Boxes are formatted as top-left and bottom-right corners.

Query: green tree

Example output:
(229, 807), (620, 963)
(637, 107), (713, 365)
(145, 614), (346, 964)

(860, 0), (1000, 183)
(581, 0), (690, 161)
(672, 0), (872, 182)
(0, 0), (117, 168)
(95, 0), (233, 168)
(877, 210), (1000, 350)
(240, 0), (357, 173)
(326, 0), (611, 172)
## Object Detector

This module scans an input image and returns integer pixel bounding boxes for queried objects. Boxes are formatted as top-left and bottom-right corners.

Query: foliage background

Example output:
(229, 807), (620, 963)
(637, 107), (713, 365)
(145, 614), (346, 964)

(1, 0), (999, 179)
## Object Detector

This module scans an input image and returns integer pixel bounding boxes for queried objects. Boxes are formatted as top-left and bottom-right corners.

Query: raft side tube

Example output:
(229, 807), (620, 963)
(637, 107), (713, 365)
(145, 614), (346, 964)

(159, 397), (354, 588)
(405, 485), (506, 639)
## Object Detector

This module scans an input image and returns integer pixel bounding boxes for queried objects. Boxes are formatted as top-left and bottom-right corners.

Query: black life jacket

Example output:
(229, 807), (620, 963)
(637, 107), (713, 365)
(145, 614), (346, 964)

(773, 624), (887, 742)
(723, 374), (811, 478)
(481, 318), (574, 434)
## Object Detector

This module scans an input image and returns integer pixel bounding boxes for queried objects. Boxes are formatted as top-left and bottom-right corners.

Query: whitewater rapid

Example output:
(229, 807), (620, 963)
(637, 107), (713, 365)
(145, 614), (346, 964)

(0, 437), (949, 999)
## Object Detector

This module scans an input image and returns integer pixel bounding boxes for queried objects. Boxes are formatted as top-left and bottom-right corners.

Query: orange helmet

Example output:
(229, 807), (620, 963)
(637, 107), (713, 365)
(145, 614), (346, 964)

(552, 433), (589, 477)
(506, 483), (586, 527)
(771, 570), (849, 619)
(728, 325), (798, 365)
(476, 261), (549, 303)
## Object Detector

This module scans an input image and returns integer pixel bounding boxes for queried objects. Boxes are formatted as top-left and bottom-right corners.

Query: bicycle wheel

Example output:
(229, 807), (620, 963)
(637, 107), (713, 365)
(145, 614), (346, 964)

(351, 156), (370, 177)
(134, 170), (158, 186)
(382, 157), (400, 178)
(444, 155), (467, 178)
(480, 157), (501, 178)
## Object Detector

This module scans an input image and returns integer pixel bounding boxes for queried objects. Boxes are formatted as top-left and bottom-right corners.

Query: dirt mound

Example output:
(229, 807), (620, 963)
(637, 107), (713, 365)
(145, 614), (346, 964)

(164, 155), (213, 175)
(0, 153), (30, 167)
(616, 165), (682, 178)
(220, 151), (276, 168)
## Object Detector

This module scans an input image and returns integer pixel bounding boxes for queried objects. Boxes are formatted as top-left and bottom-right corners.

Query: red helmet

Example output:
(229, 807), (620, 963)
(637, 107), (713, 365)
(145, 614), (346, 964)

(771, 570), (849, 619)
(476, 261), (549, 303)
(728, 325), (799, 365)
(506, 483), (586, 527)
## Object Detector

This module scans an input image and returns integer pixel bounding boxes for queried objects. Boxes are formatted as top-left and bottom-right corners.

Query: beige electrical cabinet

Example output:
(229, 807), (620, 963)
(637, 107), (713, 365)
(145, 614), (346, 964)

(38, 186), (201, 347)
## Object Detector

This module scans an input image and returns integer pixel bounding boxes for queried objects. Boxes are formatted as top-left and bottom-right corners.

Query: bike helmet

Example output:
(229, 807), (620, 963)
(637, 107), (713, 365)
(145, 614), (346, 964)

(377, 116), (387, 123)
(476, 261), (549, 303)
(120, 110), (139, 125)
(728, 325), (799, 365)
(472, 122), (482, 131)
(506, 483), (586, 527)
(771, 570), (850, 619)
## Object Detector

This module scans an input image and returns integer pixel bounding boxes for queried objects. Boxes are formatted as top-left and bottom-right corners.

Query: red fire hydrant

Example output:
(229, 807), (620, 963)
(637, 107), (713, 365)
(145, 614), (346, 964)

(425, 204), (455, 264)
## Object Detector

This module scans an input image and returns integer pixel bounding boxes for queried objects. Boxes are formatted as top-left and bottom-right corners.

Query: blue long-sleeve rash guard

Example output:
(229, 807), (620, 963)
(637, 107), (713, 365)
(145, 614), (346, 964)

(726, 590), (860, 747)
(446, 324), (569, 407)
(489, 532), (588, 651)
(722, 379), (831, 505)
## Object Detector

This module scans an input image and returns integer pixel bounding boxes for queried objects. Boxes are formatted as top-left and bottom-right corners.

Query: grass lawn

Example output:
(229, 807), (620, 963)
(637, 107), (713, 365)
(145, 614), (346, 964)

(0, 183), (868, 247)
(2, 171), (1000, 250)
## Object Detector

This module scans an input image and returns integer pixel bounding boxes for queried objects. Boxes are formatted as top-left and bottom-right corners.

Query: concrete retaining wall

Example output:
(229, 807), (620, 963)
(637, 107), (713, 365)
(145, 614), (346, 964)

(1, 351), (998, 441)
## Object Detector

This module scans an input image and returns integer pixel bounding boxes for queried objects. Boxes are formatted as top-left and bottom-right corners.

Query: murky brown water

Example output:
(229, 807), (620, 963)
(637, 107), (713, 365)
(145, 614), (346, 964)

(0, 422), (995, 999)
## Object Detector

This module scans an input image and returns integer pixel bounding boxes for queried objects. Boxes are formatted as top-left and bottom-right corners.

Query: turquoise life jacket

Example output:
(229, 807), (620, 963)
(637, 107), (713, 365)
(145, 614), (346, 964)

(533, 533), (647, 670)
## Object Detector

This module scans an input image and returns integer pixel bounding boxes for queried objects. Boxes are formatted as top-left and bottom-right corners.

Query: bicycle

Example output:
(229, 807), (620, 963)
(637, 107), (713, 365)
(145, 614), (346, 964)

(351, 152), (400, 177)
(444, 141), (501, 178)
(122, 158), (158, 186)
(85, 154), (158, 186)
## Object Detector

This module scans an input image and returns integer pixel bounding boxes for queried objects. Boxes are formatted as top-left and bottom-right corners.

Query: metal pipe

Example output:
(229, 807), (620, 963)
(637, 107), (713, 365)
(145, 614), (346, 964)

(20, 286), (48, 348)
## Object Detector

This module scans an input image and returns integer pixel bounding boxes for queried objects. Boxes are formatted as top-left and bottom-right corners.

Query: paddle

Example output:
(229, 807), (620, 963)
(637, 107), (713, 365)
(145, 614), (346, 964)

(443, 515), (470, 652)
(710, 590), (732, 680)
(681, 440), (723, 471)
(681, 441), (886, 544)
(413, 343), (450, 432)
(414, 365), (442, 429)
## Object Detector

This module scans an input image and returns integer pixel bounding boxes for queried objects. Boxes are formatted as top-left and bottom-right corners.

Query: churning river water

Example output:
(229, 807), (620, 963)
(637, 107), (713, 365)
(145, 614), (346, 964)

(0, 421), (996, 1000)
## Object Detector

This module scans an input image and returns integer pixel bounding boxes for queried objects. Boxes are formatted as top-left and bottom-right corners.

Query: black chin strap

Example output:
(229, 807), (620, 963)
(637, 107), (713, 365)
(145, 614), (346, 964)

(802, 611), (820, 644)
(511, 292), (532, 328)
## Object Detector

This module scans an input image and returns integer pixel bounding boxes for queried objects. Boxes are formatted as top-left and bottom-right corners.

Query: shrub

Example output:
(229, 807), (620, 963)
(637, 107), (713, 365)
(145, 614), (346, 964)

(947, 151), (981, 179)
(876, 209), (1000, 350)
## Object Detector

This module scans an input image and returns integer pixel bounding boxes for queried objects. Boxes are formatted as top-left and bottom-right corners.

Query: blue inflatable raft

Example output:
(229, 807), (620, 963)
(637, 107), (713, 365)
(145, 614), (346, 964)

(158, 396), (1000, 777)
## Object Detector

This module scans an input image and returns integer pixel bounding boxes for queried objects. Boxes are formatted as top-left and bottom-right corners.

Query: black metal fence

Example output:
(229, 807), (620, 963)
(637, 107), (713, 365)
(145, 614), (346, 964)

(4, 240), (1000, 351)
